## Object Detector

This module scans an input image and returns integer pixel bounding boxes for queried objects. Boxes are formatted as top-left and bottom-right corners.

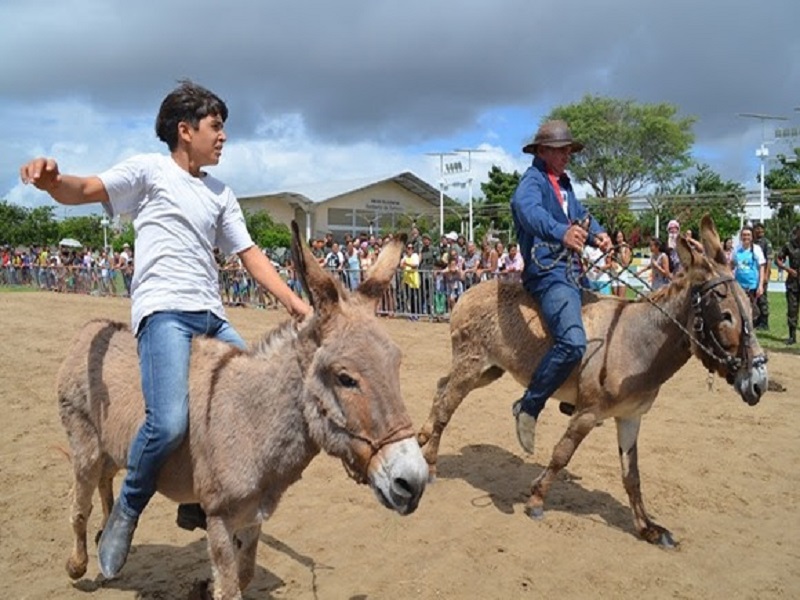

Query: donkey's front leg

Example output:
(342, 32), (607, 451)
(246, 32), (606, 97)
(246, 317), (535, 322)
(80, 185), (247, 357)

(234, 523), (262, 593)
(206, 516), (243, 600)
(418, 359), (489, 479)
(616, 416), (677, 548)
(525, 411), (596, 519)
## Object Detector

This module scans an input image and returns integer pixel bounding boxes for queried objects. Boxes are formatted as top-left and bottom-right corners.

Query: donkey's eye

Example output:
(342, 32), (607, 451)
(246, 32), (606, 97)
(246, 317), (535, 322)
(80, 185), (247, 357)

(337, 372), (358, 388)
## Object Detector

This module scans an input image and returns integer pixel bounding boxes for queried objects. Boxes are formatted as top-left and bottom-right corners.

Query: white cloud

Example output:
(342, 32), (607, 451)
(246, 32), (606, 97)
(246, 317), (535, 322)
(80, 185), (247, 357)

(2, 0), (798, 210)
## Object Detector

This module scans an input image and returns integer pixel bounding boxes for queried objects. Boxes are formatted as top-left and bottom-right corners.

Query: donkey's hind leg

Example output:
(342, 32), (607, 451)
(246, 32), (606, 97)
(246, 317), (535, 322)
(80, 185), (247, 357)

(66, 461), (102, 579)
(93, 469), (115, 545)
(616, 417), (677, 548)
(417, 360), (504, 479)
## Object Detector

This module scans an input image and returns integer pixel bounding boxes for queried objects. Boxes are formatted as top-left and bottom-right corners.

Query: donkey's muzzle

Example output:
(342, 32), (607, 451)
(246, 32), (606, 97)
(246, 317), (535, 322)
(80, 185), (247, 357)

(370, 438), (428, 515)
(736, 356), (768, 406)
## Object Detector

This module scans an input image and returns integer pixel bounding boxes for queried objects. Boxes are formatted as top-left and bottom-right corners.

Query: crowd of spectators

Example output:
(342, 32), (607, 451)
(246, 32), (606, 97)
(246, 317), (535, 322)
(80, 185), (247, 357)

(7, 221), (795, 322)
(0, 243), (133, 296)
(303, 228), (528, 320)
(0, 226), (665, 318)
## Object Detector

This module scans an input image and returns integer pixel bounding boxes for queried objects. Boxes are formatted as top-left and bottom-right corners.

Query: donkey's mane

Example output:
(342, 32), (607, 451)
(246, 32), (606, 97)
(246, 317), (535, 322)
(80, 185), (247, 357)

(250, 320), (299, 358)
(632, 271), (690, 304)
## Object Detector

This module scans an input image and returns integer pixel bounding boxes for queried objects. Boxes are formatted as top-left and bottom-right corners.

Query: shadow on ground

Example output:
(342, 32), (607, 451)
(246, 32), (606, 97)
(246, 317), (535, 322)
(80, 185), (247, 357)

(436, 443), (636, 537)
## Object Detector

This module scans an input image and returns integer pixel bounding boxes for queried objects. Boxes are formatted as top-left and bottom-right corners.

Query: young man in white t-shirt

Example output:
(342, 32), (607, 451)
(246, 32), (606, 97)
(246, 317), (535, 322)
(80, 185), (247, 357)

(19, 80), (311, 578)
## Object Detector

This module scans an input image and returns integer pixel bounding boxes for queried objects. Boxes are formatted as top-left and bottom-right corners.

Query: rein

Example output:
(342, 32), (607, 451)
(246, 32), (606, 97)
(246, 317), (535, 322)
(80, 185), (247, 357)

(529, 235), (763, 377)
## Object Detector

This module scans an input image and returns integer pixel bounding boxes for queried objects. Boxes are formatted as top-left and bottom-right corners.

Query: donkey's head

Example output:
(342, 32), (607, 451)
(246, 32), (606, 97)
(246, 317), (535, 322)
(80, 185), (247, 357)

(676, 215), (768, 406)
(290, 223), (427, 515)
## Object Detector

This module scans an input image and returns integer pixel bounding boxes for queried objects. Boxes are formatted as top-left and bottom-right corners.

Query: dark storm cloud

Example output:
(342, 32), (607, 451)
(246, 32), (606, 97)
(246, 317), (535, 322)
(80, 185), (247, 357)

(1, 0), (797, 156)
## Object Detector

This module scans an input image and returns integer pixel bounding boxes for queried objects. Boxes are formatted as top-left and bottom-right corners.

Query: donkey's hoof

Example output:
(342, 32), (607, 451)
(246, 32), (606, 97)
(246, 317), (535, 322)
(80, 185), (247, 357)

(187, 578), (213, 600)
(66, 557), (87, 580)
(643, 525), (678, 548)
(656, 530), (678, 549)
(524, 505), (545, 520)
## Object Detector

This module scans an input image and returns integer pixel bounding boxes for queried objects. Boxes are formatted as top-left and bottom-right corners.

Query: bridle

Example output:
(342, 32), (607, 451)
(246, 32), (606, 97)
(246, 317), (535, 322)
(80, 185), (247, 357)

(689, 274), (767, 377)
(315, 397), (415, 485)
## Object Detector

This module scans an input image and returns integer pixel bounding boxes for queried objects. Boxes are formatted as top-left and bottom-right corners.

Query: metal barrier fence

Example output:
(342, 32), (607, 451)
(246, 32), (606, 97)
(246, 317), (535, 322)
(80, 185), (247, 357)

(371, 268), (521, 321)
(0, 264), (133, 296)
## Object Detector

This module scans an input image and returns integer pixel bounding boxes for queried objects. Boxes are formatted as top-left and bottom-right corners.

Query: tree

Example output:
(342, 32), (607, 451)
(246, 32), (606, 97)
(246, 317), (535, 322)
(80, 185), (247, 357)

(582, 196), (637, 238)
(476, 166), (519, 240)
(546, 95), (695, 197)
(23, 206), (60, 246)
(0, 201), (30, 245)
(58, 215), (106, 250)
(765, 147), (800, 243)
(244, 210), (292, 250)
(0, 201), (61, 247)
(658, 163), (744, 241)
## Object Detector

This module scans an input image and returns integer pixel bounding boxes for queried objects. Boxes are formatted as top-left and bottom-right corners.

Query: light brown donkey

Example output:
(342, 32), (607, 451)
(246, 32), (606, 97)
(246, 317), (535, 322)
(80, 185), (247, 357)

(418, 216), (767, 547)
(57, 224), (428, 599)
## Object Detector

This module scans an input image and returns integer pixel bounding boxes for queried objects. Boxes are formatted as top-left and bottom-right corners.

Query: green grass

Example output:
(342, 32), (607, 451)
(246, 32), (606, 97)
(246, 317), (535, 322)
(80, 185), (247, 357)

(757, 291), (800, 356)
(622, 287), (798, 355)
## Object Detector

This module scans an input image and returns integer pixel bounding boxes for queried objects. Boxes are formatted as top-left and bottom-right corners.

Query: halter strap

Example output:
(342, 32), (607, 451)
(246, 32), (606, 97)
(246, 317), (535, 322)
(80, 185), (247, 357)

(315, 396), (415, 484)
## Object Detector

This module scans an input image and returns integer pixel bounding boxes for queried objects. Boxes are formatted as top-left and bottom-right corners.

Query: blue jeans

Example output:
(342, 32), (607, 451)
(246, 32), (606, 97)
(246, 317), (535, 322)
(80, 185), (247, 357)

(520, 281), (586, 419)
(118, 310), (246, 518)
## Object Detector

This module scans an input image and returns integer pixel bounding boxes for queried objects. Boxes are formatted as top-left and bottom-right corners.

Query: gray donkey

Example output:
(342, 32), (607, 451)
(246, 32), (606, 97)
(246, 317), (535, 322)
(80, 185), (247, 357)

(57, 224), (428, 599)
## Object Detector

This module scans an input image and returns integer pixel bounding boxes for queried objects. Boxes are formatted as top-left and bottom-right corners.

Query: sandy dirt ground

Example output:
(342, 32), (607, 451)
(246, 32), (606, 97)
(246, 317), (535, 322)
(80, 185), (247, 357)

(1, 291), (799, 600)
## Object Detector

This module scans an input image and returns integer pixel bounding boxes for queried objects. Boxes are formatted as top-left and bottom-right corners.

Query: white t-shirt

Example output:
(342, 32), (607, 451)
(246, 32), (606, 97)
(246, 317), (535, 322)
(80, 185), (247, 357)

(583, 245), (610, 284)
(99, 154), (254, 334)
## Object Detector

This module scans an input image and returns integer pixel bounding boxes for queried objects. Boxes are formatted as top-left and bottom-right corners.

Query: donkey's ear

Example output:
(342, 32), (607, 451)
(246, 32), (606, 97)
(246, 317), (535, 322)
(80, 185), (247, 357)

(356, 233), (407, 303)
(676, 236), (707, 281)
(290, 221), (341, 315)
(699, 214), (728, 267)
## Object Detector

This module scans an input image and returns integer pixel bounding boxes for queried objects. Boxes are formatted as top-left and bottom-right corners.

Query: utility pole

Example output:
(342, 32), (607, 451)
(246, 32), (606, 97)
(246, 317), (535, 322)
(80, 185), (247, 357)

(738, 112), (789, 222)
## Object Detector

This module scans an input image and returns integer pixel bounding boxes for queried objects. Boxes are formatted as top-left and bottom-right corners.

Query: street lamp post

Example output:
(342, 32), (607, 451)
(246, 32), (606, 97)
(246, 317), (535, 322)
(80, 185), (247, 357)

(426, 152), (457, 237)
(454, 148), (486, 242)
(756, 144), (769, 223)
(738, 112), (788, 223)
(100, 216), (110, 253)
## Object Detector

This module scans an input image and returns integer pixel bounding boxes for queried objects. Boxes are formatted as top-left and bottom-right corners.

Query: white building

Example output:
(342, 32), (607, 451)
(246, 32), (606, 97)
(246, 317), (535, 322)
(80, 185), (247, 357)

(238, 172), (448, 241)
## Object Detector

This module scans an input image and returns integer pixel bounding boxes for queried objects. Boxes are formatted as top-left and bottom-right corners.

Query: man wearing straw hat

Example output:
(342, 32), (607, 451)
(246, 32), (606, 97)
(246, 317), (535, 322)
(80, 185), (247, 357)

(510, 120), (611, 454)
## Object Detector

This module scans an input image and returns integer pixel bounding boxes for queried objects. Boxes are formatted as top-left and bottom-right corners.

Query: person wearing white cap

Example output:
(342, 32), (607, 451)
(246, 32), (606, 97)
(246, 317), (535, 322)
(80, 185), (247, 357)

(509, 120), (611, 455)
